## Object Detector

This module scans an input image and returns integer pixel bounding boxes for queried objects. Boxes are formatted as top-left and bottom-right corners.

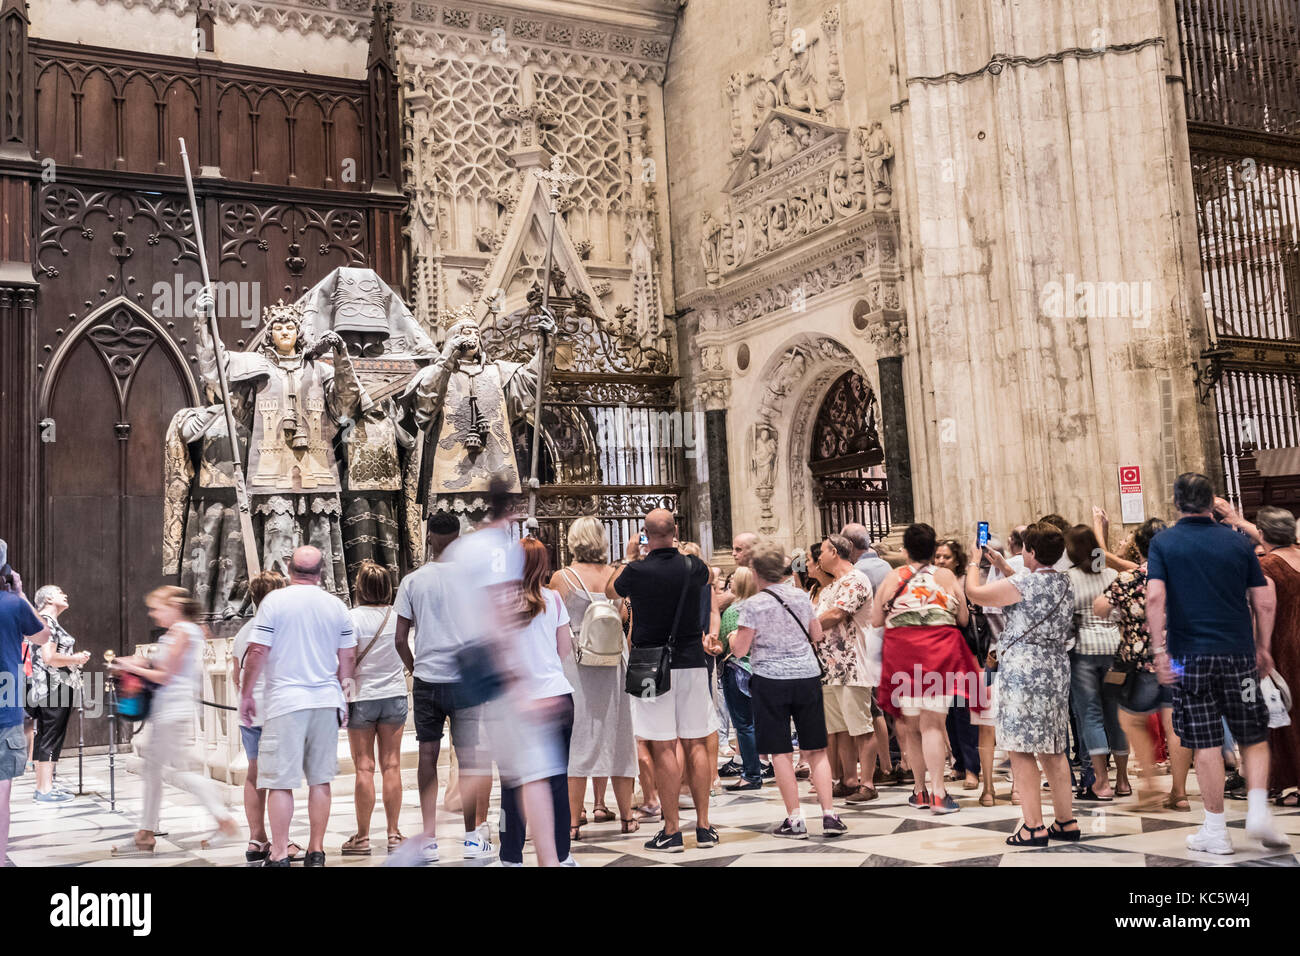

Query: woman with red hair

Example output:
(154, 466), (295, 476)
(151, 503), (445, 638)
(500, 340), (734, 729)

(494, 536), (577, 866)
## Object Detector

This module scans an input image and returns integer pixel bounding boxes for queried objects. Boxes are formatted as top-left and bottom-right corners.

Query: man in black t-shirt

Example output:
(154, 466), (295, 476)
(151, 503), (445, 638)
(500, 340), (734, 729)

(606, 509), (717, 853)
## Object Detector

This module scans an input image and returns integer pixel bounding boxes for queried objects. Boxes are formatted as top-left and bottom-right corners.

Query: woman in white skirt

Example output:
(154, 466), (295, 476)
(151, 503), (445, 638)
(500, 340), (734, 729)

(111, 586), (238, 856)
(549, 517), (638, 838)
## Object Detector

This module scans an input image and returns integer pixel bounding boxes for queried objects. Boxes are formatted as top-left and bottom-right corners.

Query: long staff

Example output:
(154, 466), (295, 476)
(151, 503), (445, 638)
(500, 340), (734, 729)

(178, 138), (261, 576)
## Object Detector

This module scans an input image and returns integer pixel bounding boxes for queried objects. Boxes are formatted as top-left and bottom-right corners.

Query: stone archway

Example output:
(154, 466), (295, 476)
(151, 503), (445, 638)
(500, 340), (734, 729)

(748, 333), (875, 541)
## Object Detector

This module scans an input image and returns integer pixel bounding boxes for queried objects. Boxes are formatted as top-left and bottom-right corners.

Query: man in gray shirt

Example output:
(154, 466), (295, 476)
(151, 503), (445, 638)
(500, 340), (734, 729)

(841, 523), (891, 592)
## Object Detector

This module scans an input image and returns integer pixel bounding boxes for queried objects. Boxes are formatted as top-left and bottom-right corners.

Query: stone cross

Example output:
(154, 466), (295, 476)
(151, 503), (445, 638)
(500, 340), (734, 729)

(533, 155), (577, 202)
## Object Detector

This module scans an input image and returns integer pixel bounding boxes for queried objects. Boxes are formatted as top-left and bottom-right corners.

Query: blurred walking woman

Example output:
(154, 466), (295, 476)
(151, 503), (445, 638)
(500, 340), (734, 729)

(496, 537), (576, 867)
(112, 586), (238, 855)
(966, 524), (1076, 846)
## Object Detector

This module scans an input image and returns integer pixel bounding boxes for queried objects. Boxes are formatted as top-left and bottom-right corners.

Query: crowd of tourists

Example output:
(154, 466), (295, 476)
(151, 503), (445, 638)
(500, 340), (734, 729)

(1, 469), (1298, 866)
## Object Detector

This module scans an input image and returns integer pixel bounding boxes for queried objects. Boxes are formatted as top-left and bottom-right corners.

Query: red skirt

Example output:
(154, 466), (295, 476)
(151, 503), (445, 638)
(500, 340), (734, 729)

(876, 625), (986, 718)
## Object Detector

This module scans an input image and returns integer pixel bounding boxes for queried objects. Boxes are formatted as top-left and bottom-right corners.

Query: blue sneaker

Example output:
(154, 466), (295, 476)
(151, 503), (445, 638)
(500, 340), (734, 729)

(644, 828), (684, 853)
(33, 789), (74, 805)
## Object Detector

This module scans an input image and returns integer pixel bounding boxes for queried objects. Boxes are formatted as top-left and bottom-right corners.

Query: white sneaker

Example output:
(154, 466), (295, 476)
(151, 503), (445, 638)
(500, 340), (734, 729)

(463, 830), (494, 859)
(1185, 828), (1234, 855)
(1245, 813), (1291, 850)
(382, 837), (437, 866)
(500, 860), (523, 867)
(560, 854), (580, 867)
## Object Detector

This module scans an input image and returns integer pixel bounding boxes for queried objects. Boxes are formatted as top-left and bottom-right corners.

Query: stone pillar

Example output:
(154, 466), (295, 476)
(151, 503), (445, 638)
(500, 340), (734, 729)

(868, 313), (913, 527)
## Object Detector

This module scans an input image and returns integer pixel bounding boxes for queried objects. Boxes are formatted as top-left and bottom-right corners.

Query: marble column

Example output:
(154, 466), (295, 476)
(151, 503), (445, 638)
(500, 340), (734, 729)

(868, 314), (913, 528)
(697, 378), (733, 550)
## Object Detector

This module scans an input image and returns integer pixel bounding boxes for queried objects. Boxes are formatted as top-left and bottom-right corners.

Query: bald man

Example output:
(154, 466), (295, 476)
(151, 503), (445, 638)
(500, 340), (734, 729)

(606, 508), (717, 852)
(241, 545), (357, 866)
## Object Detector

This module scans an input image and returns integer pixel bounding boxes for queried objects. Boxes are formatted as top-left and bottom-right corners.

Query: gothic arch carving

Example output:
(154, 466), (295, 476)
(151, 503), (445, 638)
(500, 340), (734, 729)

(40, 296), (201, 417)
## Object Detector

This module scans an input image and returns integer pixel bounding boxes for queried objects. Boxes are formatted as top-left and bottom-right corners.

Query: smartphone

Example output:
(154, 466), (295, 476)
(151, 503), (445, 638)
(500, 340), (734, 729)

(639, 532), (648, 558)
(977, 521), (989, 550)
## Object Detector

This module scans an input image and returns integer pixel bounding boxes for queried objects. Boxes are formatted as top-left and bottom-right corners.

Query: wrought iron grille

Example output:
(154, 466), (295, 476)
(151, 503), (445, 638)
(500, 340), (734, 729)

(1179, 0), (1300, 506)
(816, 473), (891, 544)
(1216, 369), (1300, 504)
(1177, 0), (1300, 136)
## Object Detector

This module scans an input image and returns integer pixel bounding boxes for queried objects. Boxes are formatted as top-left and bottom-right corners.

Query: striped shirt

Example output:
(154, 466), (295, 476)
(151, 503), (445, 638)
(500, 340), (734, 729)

(1066, 566), (1121, 656)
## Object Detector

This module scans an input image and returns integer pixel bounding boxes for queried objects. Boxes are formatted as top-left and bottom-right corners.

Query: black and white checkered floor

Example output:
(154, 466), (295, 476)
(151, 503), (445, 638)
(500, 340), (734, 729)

(7, 755), (1299, 867)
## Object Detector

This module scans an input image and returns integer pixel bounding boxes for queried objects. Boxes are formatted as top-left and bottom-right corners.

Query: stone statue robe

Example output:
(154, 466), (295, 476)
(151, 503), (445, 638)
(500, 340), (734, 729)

(407, 351), (542, 498)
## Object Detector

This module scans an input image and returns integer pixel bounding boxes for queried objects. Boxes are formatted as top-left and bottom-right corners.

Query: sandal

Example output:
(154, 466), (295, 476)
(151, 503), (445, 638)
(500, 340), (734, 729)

(1005, 824), (1048, 847)
(1165, 794), (1191, 812)
(387, 832), (406, 852)
(341, 834), (372, 856)
(579, 811), (588, 826)
(621, 817), (640, 834)
(1114, 784), (1133, 798)
(1048, 819), (1081, 842)
(633, 804), (661, 822)
(570, 825), (582, 843)
(979, 791), (995, 808)
(1275, 790), (1300, 808)
(1077, 786), (1113, 802)
(592, 805), (615, 824)
(245, 840), (270, 863)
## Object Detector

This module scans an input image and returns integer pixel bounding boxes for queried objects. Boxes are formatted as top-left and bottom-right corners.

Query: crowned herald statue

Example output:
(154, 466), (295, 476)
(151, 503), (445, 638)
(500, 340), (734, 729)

(185, 292), (363, 599)
(404, 310), (555, 505)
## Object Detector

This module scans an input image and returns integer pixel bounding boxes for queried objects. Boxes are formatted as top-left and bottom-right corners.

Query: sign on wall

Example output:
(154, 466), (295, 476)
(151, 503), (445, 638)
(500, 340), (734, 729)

(1118, 464), (1145, 524)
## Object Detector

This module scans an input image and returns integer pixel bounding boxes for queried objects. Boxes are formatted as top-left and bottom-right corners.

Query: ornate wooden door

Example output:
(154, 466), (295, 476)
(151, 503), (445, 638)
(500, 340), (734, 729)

(41, 301), (197, 744)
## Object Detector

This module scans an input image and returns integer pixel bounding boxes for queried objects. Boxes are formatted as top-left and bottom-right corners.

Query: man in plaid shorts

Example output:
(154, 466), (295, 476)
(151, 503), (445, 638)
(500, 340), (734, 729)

(1146, 472), (1289, 855)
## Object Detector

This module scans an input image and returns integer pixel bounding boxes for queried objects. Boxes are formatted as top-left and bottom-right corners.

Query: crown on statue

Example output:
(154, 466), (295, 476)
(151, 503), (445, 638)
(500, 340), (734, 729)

(261, 298), (305, 329)
(438, 299), (479, 335)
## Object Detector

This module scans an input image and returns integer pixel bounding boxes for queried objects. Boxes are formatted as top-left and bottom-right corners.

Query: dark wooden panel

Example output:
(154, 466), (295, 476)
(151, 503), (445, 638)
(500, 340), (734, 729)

(124, 336), (188, 495)
(44, 337), (118, 496)
(78, 68), (117, 170)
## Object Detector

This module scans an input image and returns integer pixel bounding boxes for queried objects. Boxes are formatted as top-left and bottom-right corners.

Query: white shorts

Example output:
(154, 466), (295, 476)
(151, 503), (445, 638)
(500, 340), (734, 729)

(631, 667), (718, 742)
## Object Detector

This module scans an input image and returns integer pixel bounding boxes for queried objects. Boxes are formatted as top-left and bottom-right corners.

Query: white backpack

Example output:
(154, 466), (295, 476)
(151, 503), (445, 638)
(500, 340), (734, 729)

(562, 568), (624, 666)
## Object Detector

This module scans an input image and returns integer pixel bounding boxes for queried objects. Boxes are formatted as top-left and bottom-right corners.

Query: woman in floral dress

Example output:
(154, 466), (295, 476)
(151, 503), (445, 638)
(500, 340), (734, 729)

(1093, 518), (1191, 811)
(966, 524), (1076, 847)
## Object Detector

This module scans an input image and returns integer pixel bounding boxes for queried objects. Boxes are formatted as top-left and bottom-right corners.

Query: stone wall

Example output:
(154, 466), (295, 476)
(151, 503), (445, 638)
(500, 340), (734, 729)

(668, 0), (1218, 548)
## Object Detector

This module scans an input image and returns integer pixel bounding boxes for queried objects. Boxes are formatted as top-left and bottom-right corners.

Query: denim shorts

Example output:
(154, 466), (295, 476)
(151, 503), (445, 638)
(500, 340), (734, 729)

(240, 724), (263, 761)
(1118, 669), (1173, 716)
(348, 695), (408, 729)
(0, 723), (26, 782)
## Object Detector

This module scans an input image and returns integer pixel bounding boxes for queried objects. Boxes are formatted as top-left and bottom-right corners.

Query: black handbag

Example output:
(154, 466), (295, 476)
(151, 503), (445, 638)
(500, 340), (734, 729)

(625, 555), (694, 698)
(963, 604), (992, 662)
(454, 641), (506, 708)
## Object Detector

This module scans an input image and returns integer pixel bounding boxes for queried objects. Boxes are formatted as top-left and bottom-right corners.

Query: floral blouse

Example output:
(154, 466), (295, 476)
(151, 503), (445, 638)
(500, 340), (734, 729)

(1101, 565), (1155, 674)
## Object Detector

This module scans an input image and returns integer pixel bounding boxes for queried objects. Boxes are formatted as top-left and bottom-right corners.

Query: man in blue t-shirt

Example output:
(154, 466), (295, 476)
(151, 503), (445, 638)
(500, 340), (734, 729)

(1146, 473), (1288, 855)
(0, 556), (52, 867)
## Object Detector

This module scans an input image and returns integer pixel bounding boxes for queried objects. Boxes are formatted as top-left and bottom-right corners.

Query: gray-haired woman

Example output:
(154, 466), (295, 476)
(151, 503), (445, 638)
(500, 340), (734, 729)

(27, 586), (89, 805)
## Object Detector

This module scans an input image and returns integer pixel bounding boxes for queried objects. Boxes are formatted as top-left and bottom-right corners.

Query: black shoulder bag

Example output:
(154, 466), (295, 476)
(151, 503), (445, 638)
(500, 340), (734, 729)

(762, 587), (826, 680)
(625, 555), (693, 698)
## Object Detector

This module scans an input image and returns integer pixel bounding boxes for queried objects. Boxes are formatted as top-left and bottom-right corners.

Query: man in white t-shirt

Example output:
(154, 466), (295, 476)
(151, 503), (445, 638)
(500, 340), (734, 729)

(240, 546), (356, 867)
